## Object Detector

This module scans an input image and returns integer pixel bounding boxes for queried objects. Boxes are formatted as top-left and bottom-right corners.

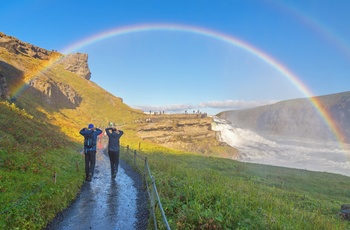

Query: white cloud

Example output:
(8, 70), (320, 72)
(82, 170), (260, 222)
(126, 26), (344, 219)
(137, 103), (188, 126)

(198, 99), (277, 110)
(133, 103), (195, 113)
(132, 99), (277, 113)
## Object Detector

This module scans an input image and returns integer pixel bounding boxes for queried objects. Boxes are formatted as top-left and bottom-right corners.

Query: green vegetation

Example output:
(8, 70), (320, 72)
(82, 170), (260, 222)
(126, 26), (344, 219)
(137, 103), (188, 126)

(0, 49), (146, 229)
(123, 147), (350, 229)
(0, 101), (83, 229)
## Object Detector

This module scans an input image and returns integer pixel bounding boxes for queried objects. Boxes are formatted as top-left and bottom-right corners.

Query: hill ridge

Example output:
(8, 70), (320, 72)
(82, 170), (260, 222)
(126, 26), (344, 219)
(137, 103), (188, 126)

(218, 91), (350, 142)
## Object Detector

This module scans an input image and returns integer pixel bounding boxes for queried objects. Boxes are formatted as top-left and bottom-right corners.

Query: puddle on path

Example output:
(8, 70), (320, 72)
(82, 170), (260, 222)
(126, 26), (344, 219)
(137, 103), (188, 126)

(49, 145), (138, 230)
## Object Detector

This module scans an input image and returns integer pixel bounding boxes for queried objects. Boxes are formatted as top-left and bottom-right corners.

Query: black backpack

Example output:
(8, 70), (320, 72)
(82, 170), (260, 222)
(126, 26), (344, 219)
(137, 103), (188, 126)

(84, 132), (95, 148)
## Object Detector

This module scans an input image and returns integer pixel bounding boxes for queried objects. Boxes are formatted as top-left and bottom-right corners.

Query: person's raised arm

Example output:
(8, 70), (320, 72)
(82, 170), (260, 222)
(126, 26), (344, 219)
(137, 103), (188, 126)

(79, 128), (87, 135)
(95, 128), (102, 135)
(105, 127), (112, 136)
(117, 130), (124, 137)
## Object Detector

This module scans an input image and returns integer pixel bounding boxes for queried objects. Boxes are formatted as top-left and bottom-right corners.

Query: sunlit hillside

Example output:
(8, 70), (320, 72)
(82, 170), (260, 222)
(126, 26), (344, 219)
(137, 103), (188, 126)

(0, 42), (148, 229)
(0, 45), (145, 144)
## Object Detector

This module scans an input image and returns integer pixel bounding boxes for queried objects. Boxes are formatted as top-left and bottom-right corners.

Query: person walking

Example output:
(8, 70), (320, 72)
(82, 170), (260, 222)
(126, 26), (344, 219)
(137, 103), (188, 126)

(79, 124), (102, 182)
(105, 127), (124, 178)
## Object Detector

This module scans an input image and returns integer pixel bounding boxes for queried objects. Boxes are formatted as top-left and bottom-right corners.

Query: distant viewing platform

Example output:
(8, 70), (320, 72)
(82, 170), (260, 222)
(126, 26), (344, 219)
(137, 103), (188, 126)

(140, 111), (208, 123)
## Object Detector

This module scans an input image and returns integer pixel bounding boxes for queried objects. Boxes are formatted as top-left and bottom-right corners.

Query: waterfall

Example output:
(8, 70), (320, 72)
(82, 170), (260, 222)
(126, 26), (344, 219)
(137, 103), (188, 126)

(212, 116), (350, 177)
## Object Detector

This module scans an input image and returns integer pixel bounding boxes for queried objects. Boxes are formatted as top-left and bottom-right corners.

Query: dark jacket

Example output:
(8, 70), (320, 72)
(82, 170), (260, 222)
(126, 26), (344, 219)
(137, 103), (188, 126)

(105, 128), (124, 152)
(79, 128), (102, 152)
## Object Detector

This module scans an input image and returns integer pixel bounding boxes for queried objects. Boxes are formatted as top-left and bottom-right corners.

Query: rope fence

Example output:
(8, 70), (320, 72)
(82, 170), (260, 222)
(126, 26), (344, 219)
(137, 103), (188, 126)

(122, 145), (171, 230)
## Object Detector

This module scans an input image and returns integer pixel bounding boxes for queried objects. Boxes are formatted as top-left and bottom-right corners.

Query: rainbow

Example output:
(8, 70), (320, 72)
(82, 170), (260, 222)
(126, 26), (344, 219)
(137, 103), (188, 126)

(270, 1), (350, 61)
(11, 23), (347, 149)
(10, 52), (63, 99)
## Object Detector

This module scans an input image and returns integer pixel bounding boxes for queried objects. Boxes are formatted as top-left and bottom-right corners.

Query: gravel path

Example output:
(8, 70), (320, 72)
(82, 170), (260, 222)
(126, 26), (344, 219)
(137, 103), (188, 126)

(45, 141), (149, 230)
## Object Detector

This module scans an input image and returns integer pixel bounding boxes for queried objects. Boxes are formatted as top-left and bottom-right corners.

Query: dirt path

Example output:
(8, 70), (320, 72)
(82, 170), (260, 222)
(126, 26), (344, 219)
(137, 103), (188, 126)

(46, 141), (149, 230)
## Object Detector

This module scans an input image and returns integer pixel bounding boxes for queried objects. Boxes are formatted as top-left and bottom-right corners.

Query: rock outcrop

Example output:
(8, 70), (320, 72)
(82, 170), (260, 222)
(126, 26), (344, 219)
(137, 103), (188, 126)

(29, 76), (82, 108)
(0, 32), (90, 107)
(340, 204), (350, 221)
(0, 72), (9, 100)
(57, 53), (91, 80)
(136, 114), (238, 157)
(0, 32), (91, 80)
(0, 32), (55, 60)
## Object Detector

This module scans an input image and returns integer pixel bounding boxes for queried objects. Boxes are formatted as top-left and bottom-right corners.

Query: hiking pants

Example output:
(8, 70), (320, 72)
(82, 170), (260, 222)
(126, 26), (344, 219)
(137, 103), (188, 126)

(85, 150), (96, 177)
(108, 150), (120, 175)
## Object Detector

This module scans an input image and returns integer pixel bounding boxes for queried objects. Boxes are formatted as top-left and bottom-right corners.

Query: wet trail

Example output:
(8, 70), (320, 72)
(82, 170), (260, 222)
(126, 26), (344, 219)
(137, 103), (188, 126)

(47, 139), (148, 230)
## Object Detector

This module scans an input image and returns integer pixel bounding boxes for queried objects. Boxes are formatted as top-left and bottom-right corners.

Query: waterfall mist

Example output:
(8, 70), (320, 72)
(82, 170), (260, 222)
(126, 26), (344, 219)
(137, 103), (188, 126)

(212, 116), (350, 177)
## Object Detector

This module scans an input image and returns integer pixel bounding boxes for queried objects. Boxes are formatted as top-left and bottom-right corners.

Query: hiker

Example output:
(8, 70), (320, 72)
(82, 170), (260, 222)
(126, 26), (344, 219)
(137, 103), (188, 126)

(105, 127), (124, 178)
(79, 124), (102, 182)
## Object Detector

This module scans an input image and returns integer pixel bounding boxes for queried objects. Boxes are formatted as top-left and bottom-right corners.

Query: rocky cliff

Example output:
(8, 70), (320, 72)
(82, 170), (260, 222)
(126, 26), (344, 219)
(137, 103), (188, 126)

(0, 72), (9, 100)
(0, 32), (91, 107)
(136, 114), (238, 158)
(218, 91), (350, 142)
(57, 53), (91, 80)
(0, 32), (91, 80)
(29, 76), (82, 108)
(0, 32), (54, 60)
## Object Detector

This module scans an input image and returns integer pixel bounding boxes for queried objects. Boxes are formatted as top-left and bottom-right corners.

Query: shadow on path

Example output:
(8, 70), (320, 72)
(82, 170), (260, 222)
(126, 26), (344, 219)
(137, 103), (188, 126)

(46, 141), (149, 230)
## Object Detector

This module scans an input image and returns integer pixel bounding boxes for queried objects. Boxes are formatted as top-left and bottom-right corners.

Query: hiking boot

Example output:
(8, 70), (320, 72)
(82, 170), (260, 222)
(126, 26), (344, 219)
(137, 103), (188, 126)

(87, 173), (92, 182)
(112, 172), (116, 179)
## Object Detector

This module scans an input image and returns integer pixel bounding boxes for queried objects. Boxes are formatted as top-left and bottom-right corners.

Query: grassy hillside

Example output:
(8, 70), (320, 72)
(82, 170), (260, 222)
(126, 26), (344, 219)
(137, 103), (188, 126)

(0, 101), (84, 229)
(1, 44), (350, 230)
(0, 48), (147, 229)
(125, 145), (350, 229)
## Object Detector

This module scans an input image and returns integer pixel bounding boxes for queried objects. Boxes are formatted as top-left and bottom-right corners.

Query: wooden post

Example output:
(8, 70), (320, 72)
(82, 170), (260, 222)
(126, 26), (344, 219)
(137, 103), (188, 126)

(134, 150), (137, 166)
(139, 142), (141, 151)
(76, 161), (79, 172)
(53, 172), (57, 184)
(144, 157), (148, 181)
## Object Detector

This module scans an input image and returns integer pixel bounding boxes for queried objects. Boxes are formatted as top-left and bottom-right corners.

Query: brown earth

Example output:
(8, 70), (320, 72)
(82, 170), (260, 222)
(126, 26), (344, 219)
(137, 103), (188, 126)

(136, 113), (238, 159)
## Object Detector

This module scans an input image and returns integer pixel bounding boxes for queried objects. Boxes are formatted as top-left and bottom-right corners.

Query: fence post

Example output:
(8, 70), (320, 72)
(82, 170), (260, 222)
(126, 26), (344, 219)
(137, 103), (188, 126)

(139, 142), (141, 151)
(76, 161), (79, 172)
(125, 146), (170, 229)
(134, 150), (137, 166)
(144, 157), (148, 200)
(144, 157), (148, 181)
(127, 145), (129, 154)
(151, 176), (157, 229)
(53, 172), (57, 184)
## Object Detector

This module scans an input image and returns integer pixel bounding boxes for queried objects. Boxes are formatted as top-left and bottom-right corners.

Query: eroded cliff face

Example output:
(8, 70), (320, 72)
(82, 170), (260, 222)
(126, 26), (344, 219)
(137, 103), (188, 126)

(0, 72), (9, 100)
(0, 32), (54, 60)
(136, 114), (238, 158)
(57, 53), (91, 80)
(29, 76), (82, 108)
(0, 32), (90, 108)
(0, 32), (91, 80)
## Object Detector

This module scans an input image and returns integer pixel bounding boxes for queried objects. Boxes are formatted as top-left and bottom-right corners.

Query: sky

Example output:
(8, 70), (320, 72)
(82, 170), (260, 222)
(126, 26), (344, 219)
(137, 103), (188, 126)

(1, 0), (350, 115)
